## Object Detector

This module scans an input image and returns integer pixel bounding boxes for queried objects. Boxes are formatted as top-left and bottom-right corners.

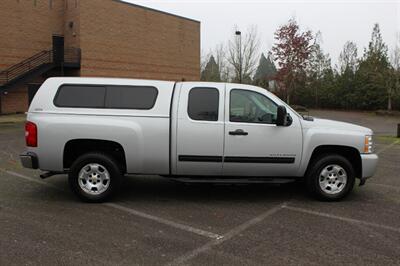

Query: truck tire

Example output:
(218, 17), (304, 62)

(306, 154), (355, 201)
(68, 153), (123, 202)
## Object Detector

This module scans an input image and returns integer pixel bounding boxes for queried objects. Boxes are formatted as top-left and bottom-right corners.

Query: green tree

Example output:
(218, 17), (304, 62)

(389, 33), (400, 110)
(200, 55), (221, 82)
(336, 41), (358, 109)
(300, 32), (334, 108)
(354, 23), (391, 110)
(253, 52), (277, 89)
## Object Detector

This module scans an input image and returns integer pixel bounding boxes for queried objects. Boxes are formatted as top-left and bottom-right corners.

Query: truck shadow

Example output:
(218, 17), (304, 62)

(116, 175), (310, 203)
(24, 174), (364, 203)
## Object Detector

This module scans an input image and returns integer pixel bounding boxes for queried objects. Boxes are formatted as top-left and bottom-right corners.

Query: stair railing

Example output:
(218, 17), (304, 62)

(0, 47), (81, 86)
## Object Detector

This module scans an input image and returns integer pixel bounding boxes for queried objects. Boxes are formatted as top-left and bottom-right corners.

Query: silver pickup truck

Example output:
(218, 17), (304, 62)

(20, 77), (378, 202)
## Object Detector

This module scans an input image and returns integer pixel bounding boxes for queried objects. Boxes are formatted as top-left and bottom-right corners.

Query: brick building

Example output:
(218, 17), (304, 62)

(0, 0), (200, 114)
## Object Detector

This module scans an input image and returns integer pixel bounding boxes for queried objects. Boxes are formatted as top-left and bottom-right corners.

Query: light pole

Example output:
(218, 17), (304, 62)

(235, 30), (242, 83)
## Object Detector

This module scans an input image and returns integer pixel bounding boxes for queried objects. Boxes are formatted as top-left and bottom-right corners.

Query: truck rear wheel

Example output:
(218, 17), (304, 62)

(69, 153), (122, 202)
(306, 154), (355, 201)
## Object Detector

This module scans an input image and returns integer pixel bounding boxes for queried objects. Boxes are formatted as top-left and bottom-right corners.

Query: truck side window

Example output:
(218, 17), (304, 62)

(54, 85), (158, 109)
(230, 89), (277, 124)
(105, 86), (158, 109)
(188, 87), (219, 121)
(54, 85), (106, 108)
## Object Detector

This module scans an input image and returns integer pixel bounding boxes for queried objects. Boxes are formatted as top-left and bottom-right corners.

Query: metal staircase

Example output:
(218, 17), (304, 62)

(0, 47), (81, 90)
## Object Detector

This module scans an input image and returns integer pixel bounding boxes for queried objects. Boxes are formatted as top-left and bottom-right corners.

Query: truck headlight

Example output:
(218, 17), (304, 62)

(364, 135), (373, 153)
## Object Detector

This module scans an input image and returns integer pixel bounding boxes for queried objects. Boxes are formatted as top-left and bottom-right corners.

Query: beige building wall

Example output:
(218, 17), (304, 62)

(1, 86), (28, 114)
(78, 0), (200, 81)
(0, 0), (65, 70)
(0, 0), (200, 113)
(64, 0), (80, 49)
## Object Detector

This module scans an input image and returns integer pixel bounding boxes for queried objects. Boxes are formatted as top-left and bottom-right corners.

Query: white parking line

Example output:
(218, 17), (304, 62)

(105, 203), (222, 240)
(0, 169), (222, 240)
(4, 170), (61, 190)
(284, 205), (400, 234)
(168, 203), (286, 266)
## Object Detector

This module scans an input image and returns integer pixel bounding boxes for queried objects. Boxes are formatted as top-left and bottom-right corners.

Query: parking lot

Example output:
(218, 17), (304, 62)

(0, 110), (399, 265)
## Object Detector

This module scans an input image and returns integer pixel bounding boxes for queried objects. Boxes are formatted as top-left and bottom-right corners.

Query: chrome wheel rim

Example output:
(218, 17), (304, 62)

(78, 163), (110, 195)
(318, 164), (347, 195)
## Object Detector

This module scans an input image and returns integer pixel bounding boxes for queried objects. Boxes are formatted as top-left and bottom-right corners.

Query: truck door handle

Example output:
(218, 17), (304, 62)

(229, 129), (248, 136)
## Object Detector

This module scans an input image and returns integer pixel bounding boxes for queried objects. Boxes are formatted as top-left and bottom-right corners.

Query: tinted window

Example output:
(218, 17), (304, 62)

(54, 85), (106, 108)
(188, 87), (219, 121)
(54, 85), (158, 109)
(105, 86), (158, 109)
(230, 89), (277, 124)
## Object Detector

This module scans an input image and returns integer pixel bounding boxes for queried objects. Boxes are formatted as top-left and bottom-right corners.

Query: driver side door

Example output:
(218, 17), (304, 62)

(223, 84), (302, 176)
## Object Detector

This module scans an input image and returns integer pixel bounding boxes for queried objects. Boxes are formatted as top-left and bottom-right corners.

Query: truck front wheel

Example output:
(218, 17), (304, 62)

(306, 154), (355, 201)
(69, 153), (123, 202)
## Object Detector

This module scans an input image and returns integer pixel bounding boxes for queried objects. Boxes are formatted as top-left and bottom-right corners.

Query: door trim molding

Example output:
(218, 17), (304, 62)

(178, 155), (295, 164)
(178, 155), (223, 162)
(224, 156), (295, 164)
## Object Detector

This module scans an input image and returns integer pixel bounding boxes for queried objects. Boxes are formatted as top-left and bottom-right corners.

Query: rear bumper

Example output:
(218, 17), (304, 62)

(360, 153), (378, 179)
(20, 152), (39, 169)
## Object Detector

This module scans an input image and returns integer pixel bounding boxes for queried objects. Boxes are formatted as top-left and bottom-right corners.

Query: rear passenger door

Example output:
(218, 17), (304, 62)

(176, 83), (225, 175)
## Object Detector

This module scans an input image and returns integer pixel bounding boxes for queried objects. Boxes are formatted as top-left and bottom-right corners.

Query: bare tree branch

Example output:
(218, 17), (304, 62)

(339, 41), (358, 73)
(227, 25), (260, 83)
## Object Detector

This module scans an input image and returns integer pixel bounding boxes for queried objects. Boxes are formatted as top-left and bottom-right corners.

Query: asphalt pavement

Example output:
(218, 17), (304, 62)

(0, 111), (399, 265)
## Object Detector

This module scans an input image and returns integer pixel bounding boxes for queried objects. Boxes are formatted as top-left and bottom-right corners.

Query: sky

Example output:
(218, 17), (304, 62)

(125, 0), (400, 66)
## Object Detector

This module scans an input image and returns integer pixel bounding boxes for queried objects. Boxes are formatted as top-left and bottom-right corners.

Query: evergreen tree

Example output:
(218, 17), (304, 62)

(301, 34), (333, 108)
(200, 55), (221, 82)
(389, 34), (400, 110)
(335, 41), (358, 109)
(354, 23), (391, 110)
(253, 53), (277, 89)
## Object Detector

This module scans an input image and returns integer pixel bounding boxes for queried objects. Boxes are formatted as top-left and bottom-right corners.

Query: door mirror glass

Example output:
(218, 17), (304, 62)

(276, 105), (288, 126)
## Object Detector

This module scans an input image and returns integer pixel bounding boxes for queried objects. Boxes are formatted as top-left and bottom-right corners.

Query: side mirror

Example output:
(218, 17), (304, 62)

(276, 105), (287, 126)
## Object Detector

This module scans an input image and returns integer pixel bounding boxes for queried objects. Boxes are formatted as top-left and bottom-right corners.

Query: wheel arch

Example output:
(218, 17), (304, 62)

(305, 145), (362, 179)
(63, 139), (127, 173)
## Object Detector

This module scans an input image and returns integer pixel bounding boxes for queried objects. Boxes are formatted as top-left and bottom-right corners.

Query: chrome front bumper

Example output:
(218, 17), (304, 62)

(20, 152), (38, 169)
(361, 153), (378, 179)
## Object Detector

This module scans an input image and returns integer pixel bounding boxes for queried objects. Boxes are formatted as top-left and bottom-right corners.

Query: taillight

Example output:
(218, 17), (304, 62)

(25, 121), (38, 147)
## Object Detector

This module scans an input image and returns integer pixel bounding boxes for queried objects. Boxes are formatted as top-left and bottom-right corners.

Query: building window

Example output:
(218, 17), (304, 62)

(188, 87), (219, 121)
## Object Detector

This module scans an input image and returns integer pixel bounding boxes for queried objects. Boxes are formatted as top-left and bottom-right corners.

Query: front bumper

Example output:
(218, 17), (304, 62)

(360, 153), (378, 182)
(20, 152), (39, 169)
